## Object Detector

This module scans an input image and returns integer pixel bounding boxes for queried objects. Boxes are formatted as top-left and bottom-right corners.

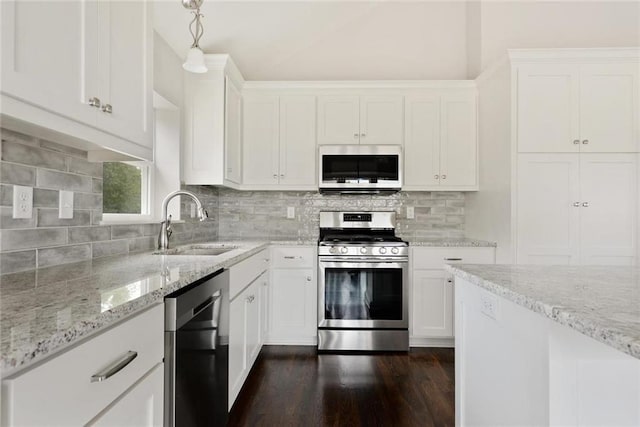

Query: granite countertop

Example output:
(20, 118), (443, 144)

(407, 238), (496, 247)
(445, 264), (640, 360)
(0, 241), (274, 377)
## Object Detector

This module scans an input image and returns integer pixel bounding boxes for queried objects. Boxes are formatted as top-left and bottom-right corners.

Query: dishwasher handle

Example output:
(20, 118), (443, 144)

(192, 290), (221, 319)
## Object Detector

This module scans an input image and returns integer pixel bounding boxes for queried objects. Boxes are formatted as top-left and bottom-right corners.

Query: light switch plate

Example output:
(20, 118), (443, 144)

(287, 206), (295, 219)
(59, 190), (74, 219)
(406, 206), (415, 219)
(12, 185), (33, 219)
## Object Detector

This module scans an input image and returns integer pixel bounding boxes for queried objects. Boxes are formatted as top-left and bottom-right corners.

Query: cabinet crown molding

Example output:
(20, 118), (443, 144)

(242, 80), (477, 90)
(508, 47), (640, 63)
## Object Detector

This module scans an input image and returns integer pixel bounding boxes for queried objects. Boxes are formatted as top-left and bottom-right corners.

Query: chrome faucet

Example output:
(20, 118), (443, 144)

(158, 190), (208, 250)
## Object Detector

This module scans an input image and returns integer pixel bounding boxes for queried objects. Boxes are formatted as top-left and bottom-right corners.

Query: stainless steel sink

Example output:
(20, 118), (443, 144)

(156, 244), (238, 256)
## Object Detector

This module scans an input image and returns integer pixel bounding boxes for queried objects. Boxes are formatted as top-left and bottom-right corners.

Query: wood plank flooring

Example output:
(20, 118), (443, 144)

(228, 346), (455, 427)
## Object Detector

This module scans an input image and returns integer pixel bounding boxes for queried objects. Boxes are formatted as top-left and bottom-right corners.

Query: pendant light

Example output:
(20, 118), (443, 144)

(182, 0), (207, 73)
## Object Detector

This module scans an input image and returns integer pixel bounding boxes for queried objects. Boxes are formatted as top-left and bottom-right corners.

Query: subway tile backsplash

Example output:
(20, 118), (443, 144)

(0, 128), (218, 274)
(0, 127), (465, 274)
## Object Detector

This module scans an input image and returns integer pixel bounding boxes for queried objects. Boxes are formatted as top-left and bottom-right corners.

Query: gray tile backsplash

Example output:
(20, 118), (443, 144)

(0, 128), (218, 274)
(0, 127), (466, 274)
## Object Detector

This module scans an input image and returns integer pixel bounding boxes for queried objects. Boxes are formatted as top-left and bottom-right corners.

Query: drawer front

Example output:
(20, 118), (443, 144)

(2, 304), (164, 427)
(411, 247), (495, 270)
(270, 246), (316, 269)
(230, 249), (269, 299)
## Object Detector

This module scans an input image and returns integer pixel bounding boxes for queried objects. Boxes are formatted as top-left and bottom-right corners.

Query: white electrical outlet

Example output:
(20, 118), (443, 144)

(12, 185), (33, 219)
(480, 293), (499, 320)
(59, 190), (74, 219)
(406, 206), (415, 219)
(287, 206), (295, 219)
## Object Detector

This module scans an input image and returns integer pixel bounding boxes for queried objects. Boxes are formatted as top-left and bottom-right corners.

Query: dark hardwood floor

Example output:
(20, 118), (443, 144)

(228, 346), (455, 427)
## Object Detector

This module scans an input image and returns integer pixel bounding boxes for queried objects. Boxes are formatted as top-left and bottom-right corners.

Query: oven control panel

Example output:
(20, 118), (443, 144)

(319, 245), (408, 257)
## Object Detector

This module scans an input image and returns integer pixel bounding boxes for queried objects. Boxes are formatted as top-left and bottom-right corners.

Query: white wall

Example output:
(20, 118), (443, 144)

(153, 31), (183, 107)
(476, 1), (640, 73)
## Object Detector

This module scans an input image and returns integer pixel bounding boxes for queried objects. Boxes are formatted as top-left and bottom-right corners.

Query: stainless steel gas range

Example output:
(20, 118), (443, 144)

(317, 211), (409, 352)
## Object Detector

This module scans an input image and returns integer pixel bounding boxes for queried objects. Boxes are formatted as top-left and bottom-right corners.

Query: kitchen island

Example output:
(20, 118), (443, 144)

(446, 264), (640, 426)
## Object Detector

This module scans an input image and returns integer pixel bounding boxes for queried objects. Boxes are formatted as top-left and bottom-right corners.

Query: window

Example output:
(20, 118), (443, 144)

(102, 161), (152, 222)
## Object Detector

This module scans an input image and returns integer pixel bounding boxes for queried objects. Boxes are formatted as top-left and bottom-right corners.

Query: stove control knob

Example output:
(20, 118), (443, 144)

(329, 246), (337, 254)
(340, 247), (348, 254)
(360, 247), (367, 254)
(379, 247), (387, 254)
(391, 247), (399, 255)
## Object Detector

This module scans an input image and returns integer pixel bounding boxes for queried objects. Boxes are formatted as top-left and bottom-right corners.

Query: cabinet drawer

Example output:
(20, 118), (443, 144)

(230, 249), (269, 299)
(2, 304), (164, 427)
(411, 247), (495, 270)
(270, 246), (316, 269)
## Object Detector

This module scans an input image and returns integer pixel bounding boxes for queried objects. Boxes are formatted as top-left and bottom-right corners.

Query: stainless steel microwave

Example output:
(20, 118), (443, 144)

(318, 145), (402, 194)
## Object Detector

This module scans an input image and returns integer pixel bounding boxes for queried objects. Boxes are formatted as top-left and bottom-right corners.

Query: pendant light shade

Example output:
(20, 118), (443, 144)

(183, 47), (207, 73)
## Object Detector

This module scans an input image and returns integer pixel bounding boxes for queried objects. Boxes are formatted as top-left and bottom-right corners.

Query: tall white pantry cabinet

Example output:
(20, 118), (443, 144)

(466, 48), (640, 265)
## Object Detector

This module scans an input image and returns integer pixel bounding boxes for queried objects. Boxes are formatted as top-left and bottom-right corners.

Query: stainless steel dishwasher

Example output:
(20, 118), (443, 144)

(164, 269), (230, 427)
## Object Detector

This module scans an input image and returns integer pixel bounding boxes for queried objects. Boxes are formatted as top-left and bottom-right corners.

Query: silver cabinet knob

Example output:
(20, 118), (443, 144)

(582, 140), (589, 145)
(360, 133), (366, 137)
(101, 104), (112, 114)
(280, 174), (284, 178)
(273, 174), (278, 179)
(441, 174), (447, 179)
(434, 175), (439, 180)
(306, 276), (312, 282)
(246, 295), (255, 303)
(354, 133), (359, 138)
(582, 202), (589, 207)
(573, 139), (580, 145)
(88, 97), (101, 108)
(573, 202), (580, 207)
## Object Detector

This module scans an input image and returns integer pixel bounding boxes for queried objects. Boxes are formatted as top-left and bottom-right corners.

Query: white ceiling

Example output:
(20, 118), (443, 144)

(153, 1), (470, 80)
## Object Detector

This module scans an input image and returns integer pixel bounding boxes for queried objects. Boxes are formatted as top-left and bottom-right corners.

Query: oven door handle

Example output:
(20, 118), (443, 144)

(319, 257), (408, 263)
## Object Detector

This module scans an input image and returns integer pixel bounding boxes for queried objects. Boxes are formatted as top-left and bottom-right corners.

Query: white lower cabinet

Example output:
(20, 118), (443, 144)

(410, 247), (495, 347)
(1, 304), (164, 427)
(89, 363), (164, 427)
(267, 246), (317, 345)
(228, 250), (269, 411)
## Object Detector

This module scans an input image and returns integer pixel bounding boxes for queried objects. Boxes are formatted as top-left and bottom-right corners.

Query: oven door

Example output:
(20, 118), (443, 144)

(318, 258), (408, 329)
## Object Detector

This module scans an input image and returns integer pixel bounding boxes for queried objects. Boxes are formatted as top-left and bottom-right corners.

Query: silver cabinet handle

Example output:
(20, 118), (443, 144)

(353, 133), (359, 138)
(91, 351), (138, 383)
(582, 202), (589, 207)
(582, 139), (589, 145)
(441, 174), (447, 179)
(101, 104), (112, 114)
(88, 97), (101, 108)
(284, 255), (302, 259)
(573, 139), (580, 145)
(434, 175), (439, 180)
(444, 257), (463, 261)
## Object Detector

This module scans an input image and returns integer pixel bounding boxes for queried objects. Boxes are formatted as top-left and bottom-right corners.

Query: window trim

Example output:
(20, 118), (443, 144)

(101, 161), (155, 224)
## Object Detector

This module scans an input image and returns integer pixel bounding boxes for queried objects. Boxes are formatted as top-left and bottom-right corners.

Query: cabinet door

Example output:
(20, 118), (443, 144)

(579, 63), (639, 153)
(242, 95), (279, 186)
(228, 293), (247, 409)
(96, 0), (152, 147)
(403, 95), (440, 188)
(279, 95), (317, 188)
(1, 0), (97, 125)
(225, 77), (243, 184)
(517, 64), (580, 153)
(89, 364), (163, 427)
(269, 269), (316, 343)
(359, 95), (404, 145)
(517, 154), (580, 265)
(579, 154), (637, 265)
(317, 96), (360, 144)
(439, 93), (477, 188)
(411, 270), (454, 338)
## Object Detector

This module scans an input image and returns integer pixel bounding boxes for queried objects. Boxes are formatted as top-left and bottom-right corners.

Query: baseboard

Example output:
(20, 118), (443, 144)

(410, 337), (454, 348)
(264, 336), (318, 346)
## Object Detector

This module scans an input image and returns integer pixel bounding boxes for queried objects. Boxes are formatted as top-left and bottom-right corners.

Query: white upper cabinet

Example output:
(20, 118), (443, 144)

(404, 88), (478, 190)
(242, 93), (316, 190)
(517, 61), (638, 153)
(1, 0), (153, 157)
(317, 95), (403, 145)
(182, 55), (245, 186)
